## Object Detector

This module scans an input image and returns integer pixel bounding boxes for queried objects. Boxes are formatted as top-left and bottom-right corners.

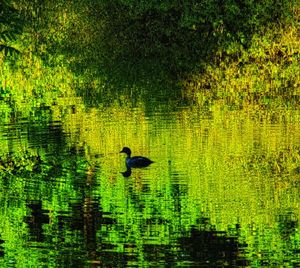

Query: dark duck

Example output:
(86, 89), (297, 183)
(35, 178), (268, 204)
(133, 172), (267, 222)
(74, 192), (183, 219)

(120, 147), (153, 168)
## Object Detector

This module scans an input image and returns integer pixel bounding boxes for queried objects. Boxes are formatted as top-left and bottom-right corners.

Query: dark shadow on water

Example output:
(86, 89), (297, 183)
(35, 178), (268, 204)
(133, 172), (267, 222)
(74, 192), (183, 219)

(24, 201), (50, 243)
(178, 225), (249, 267)
(0, 239), (4, 258)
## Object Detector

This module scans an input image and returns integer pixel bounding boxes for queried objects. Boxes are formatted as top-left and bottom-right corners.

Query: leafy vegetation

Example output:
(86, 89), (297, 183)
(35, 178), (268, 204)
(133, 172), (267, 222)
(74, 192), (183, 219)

(0, 0), (297, 109)
(0, 0), (22, 56)
(182, 15), (300, 107)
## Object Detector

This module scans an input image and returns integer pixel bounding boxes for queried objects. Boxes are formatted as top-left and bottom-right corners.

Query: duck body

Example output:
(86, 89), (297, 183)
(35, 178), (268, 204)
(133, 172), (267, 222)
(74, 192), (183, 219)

(120, 147), (153, 168)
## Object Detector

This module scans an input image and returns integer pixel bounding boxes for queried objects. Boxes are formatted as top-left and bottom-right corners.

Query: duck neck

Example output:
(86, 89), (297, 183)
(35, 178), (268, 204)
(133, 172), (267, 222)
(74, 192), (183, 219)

(125, 156), (131, 167)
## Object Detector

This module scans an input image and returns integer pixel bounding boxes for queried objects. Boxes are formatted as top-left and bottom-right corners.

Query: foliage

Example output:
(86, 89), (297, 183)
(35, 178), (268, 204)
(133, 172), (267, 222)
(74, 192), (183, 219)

(10, 0), (298, 94)
(0, 0), (297, 109)
(182, 14), (300, 108)
(0, 0), (22, 56)
(90, 0), (296, 75)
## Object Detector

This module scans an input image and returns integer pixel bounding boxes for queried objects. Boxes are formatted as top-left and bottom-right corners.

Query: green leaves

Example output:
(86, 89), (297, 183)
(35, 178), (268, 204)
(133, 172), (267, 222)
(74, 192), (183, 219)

(0, 44), (19, 56)
(0, 0), (23, 57)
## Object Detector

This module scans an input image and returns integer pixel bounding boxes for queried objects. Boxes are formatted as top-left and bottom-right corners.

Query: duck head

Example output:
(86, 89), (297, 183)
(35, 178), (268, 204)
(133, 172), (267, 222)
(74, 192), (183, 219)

(120, 147), (131, 156)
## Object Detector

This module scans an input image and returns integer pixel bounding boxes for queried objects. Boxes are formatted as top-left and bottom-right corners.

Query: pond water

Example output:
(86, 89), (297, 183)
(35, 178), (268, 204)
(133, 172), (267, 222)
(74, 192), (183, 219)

(0, 92), (299, 267)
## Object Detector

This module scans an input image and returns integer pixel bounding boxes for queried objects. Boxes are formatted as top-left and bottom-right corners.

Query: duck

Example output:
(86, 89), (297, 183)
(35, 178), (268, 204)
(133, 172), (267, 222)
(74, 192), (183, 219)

(120, 147), (154, 168)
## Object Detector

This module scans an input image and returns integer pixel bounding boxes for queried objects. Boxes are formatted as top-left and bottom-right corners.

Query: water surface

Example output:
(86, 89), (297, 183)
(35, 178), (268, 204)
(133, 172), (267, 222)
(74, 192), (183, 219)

(0, 94), (299, 267)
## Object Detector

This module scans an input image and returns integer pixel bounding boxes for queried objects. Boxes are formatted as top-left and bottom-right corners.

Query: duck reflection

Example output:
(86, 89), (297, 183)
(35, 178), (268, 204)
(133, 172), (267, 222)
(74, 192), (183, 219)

(121, 168), (132, 177)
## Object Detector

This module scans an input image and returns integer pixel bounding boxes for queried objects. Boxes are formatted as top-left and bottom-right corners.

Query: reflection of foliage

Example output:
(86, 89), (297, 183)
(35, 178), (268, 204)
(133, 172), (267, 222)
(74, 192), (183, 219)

(0, 152), (42, 176)
(0, 148), (89, 182)
(0, 84), (11, 101)
(277, 212), (298, 240)
(248, 211), (300, 267)
(179, 226), (249, 266)
(0, 107), (299, 266)
(243, 147), (300, 175)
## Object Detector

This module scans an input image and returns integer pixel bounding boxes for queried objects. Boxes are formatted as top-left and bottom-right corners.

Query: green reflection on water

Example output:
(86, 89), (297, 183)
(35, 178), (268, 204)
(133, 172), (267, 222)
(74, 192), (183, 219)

(0, 98), (299, 266)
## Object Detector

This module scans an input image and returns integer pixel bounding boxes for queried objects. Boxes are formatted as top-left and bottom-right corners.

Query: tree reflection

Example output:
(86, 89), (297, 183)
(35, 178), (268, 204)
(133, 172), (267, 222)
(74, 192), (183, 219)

(24, 202), (49, 242)
(179, 225), (249, 266)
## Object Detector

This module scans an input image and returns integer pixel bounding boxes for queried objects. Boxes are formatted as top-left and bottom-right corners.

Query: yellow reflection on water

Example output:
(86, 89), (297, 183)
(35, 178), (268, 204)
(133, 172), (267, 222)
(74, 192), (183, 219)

(62, 104), (300, 212)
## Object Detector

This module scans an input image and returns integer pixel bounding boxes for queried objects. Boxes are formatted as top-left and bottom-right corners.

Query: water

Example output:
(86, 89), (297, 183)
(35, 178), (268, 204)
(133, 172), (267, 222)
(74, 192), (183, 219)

(0, 95), (299, 267)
